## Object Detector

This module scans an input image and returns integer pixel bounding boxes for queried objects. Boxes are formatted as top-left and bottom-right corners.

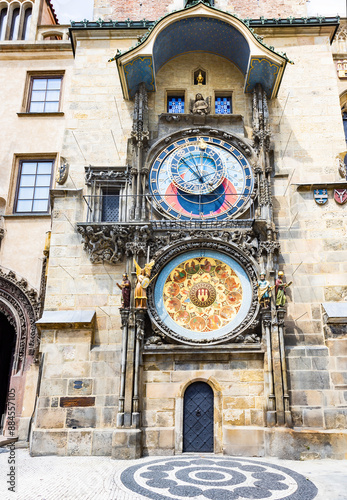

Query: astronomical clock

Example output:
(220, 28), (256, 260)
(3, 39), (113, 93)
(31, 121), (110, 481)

(148, 136), (254, 221)
(146, 134), (259, 346)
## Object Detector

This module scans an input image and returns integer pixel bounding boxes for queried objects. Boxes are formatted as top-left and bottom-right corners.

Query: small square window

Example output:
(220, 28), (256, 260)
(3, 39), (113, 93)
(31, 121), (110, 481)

(215, 96), (232, 115)
(14, 160), (53, 214)
(167, 95), (185, 114)
(27, 77), (62, 113)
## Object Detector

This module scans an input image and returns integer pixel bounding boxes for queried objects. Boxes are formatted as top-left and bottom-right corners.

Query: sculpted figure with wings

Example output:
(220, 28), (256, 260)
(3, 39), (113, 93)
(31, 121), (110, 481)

(133, 258), (155, 308)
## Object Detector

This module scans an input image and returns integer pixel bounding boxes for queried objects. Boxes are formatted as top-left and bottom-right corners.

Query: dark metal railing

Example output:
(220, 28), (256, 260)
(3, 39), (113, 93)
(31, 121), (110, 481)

(82, 193), (255, 227)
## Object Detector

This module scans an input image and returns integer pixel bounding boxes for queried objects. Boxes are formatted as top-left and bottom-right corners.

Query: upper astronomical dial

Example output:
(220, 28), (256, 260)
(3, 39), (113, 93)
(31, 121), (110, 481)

(149, 136), (254, 221)
(169, 142), (226, 195)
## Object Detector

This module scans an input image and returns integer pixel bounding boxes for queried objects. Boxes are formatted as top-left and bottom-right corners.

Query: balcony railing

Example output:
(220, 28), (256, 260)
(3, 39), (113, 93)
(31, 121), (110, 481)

(82, 193), (255, 228)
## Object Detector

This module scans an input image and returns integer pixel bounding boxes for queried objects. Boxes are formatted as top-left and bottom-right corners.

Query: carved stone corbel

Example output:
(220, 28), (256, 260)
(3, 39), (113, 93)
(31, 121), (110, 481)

(77, 224), (129, 264)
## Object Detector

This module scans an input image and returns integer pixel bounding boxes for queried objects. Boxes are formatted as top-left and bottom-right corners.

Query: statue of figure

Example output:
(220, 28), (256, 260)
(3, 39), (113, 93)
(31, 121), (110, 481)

(190, 93), (210, 115)
(275, 271), (292, 307)
(116, 273), (131, 308)
(133, 258), (155, 308)
(257, 273), (272, 308)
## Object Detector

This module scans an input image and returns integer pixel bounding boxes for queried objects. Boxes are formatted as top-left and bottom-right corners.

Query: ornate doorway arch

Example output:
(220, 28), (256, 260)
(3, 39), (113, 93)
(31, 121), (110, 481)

(0, 313), (16, 428)
(0, 268), (41, 433)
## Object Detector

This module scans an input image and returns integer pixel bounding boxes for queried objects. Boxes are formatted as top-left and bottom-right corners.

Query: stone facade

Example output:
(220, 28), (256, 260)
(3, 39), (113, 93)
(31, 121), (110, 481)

(0, 0), (71, 441)
(1, 0), (347, 460)
(94, 0), (309, 22)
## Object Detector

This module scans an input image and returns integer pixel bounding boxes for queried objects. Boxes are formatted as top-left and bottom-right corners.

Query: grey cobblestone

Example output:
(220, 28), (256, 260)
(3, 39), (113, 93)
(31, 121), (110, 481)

(0, 448), (346, 500)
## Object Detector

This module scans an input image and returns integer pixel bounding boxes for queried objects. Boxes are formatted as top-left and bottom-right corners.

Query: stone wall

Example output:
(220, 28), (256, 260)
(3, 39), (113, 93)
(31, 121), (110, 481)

(31, 316), (121, 456)
(142, 352), (265, 456)
(151, 52), (251, 133)
(93, 0), (308, 22)
(265, 34), (347, 428)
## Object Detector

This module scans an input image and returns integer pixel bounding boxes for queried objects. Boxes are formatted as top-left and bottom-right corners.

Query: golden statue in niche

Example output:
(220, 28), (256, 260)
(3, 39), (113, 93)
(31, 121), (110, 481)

(197, 71), (204, 85)
(163, 257), (243, 333)
(134, 258), (155, 308)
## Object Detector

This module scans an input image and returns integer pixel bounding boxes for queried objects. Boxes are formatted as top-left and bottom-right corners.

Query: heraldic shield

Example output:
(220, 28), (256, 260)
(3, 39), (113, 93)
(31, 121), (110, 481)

(334, 188), (347, 205)
(314, 189), (328, 205)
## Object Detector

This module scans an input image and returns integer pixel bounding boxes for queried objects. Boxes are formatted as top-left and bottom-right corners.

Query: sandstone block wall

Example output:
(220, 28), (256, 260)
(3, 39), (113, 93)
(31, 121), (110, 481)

(31, 325), (121, 456)
(93, 0), (308, 22)
(142, 352), (265, 456)
(152, 52), (251, 133)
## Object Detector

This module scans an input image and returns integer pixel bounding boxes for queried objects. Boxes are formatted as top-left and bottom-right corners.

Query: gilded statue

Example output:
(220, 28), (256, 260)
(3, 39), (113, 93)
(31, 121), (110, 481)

(116, 273), (131, 308)
(275, 271), (292, 307)
(133, 258), (155, 308)
(190, 93), (210, 115)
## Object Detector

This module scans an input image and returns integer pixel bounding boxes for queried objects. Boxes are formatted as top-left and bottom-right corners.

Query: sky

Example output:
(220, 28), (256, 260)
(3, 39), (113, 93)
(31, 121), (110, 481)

(51, 0), (346, 24)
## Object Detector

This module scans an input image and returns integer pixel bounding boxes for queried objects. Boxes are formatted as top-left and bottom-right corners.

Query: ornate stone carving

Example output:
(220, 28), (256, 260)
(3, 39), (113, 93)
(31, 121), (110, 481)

(235, 333), (261, 344)
(151, 228), (259, 261)
(147, 240), (260, 346)
(77, 223), (153, 264)
(252, 84), (271, 155)
(190, 93), (211, 115)
(56, 157), (69, 185)
(0, 268), (41, 365)
(85, 167), (131, 186)
(338, 157), (347, 179)
(77, 224), (129, 264)
(131, 82), (149, 149)
(135, 310), (146, 341)
(258, 240), (280, 258)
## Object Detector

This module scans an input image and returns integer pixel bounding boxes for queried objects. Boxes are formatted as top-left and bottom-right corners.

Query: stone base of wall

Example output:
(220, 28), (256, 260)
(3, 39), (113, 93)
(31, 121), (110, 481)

(30, 426), (347, 459)
(224, 427), (347, 460)
(112, 429), (142, 460)
(30, 428), (114, 456)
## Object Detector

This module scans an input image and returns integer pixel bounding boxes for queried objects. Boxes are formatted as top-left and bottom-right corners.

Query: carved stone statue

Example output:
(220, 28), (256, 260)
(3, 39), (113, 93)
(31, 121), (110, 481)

(257, 273), (272, 308)
(275, 271), (292, 307)
(190, 93), (210, 115)
(133, 259), (155, 308)
(116, 273), (131, 308)
(56, 157), (69, 185)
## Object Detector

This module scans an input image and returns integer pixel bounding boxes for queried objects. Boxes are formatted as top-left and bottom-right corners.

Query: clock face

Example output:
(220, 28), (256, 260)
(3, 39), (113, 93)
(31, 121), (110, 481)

(149, 136), (254, 220)
(153, 250), (253, 343)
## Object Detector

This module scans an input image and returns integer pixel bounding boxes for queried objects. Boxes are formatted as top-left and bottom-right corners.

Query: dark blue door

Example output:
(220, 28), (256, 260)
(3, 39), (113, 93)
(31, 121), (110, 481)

(183, 382), (214, 452)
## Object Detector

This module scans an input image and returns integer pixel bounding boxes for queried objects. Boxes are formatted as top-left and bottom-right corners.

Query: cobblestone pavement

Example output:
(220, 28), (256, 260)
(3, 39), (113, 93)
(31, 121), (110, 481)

(0, 448), (346, 500)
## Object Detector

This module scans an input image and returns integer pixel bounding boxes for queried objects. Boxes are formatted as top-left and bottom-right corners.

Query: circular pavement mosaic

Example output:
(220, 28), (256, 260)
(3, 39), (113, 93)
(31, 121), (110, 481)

(120, 457), (318, 500)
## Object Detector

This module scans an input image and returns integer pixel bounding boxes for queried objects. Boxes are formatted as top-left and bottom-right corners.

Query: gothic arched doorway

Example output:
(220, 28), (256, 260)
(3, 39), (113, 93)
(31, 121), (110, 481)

(183, 381), (214, 453)
(0, 313), (16, 430)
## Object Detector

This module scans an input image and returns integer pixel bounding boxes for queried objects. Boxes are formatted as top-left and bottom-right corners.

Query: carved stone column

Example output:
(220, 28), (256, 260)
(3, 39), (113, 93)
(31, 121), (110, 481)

(132, 309), (145, 428)
(271, 313), (285, 426)
(117, 308), (130, 427)
(262, 309), (276, 426)
(252, 83), (272, 224)
(277, 307), (293, 427)
(131, 82), (149, 222)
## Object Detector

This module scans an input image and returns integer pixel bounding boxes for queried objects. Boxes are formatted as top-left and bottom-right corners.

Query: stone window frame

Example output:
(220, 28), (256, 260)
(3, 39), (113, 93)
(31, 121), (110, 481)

(84, 166), (131, 223)
(18, 70), (65, 116)
(5, 153), (57, 216)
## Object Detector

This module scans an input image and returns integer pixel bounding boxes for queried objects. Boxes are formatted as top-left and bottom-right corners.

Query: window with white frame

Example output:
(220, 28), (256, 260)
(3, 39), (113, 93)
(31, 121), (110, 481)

(14, 160), (53, 214)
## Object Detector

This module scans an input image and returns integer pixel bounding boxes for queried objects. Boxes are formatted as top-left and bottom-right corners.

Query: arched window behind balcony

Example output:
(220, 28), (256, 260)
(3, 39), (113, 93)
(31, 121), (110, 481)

(0, 7), (8, 40)
(9, 7), (20, 40)
(22, 7), (32, 40)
